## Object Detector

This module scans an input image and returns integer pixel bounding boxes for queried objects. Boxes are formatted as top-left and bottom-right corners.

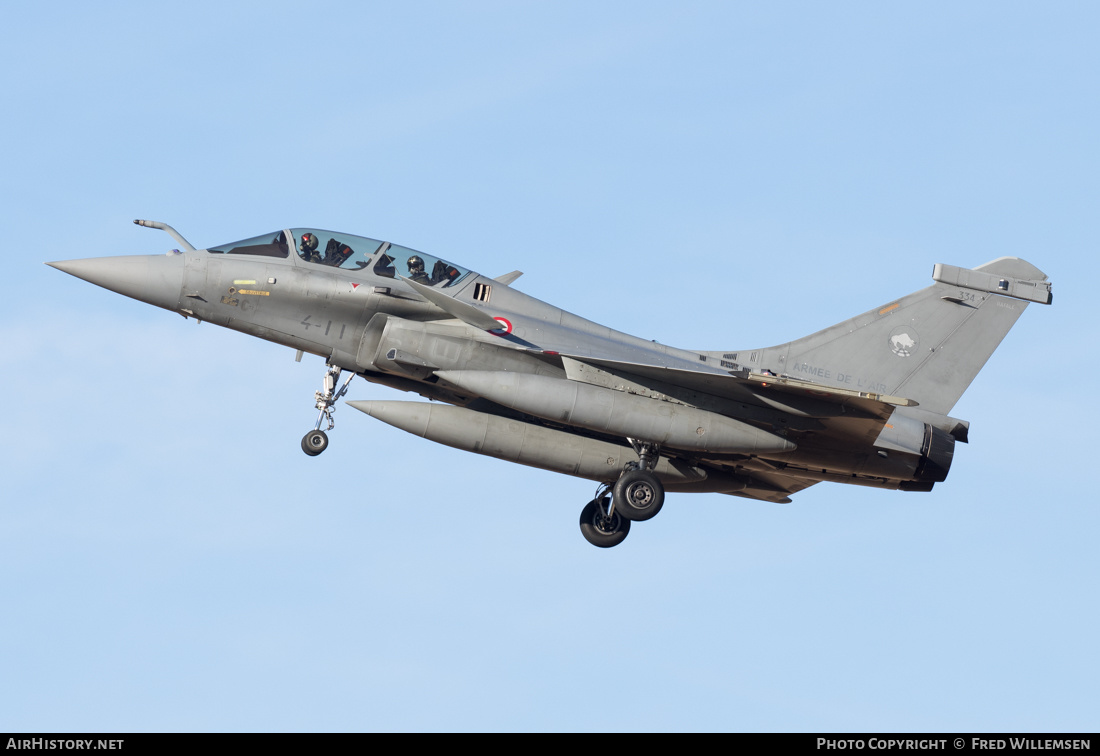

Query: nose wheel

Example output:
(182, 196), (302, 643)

(301, 429), (329, 456)
(301, 363), (354, 456)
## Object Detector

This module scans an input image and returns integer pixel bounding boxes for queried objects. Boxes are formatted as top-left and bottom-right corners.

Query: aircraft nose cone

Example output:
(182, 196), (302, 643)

(47, 253), (186, 312)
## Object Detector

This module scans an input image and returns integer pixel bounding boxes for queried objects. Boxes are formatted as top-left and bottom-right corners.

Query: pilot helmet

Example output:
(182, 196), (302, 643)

(407, 255), (425, 274)
(300, 233), (319, 254)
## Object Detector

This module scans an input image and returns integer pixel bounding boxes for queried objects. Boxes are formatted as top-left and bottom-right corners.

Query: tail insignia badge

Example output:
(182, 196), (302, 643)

(889, 328), (919, 357)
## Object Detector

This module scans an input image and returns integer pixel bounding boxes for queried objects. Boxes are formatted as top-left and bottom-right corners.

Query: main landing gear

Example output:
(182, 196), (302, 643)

(579, 491), (630, 548)
(301, 363), (355, 456)
(577, 441), (666, 548)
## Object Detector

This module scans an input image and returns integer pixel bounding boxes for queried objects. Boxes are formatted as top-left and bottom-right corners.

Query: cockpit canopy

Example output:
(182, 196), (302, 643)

(207, 228), (471, 288)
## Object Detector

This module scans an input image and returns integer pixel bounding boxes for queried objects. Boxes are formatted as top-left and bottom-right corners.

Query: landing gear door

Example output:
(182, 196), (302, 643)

(356, 312), (392, 370)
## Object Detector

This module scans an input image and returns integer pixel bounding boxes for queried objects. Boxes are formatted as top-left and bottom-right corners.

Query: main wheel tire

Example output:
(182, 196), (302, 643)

(301, 429), (329, 456)
(579, 497), (630, 548)
(612, 469), (665, 521)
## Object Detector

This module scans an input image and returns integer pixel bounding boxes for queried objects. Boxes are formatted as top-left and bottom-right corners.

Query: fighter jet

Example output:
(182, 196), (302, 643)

(48, 221), (1053, 547)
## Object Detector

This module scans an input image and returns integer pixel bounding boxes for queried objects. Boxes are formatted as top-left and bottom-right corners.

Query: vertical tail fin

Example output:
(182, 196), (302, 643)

(729, 258), (1051, 415)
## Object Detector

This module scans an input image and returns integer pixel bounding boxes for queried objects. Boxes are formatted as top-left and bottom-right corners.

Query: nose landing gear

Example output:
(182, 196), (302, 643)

(301, 429), (330, 455)
(301, 363), (354, 456)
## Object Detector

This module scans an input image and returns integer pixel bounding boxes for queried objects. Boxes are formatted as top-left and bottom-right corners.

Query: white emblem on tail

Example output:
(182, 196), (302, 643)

(889, 328), (918, 357)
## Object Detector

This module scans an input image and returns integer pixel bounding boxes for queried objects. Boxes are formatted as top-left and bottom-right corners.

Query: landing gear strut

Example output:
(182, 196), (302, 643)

(301, 363), (354, 456)
(576, 441), (667, 547)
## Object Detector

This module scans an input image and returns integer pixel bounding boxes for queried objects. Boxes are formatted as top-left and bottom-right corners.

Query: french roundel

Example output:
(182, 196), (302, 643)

(491, 317), (512, 335)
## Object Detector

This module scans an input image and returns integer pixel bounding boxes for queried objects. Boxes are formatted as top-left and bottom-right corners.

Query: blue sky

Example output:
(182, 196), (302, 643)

(2, 1), (1097, 732)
